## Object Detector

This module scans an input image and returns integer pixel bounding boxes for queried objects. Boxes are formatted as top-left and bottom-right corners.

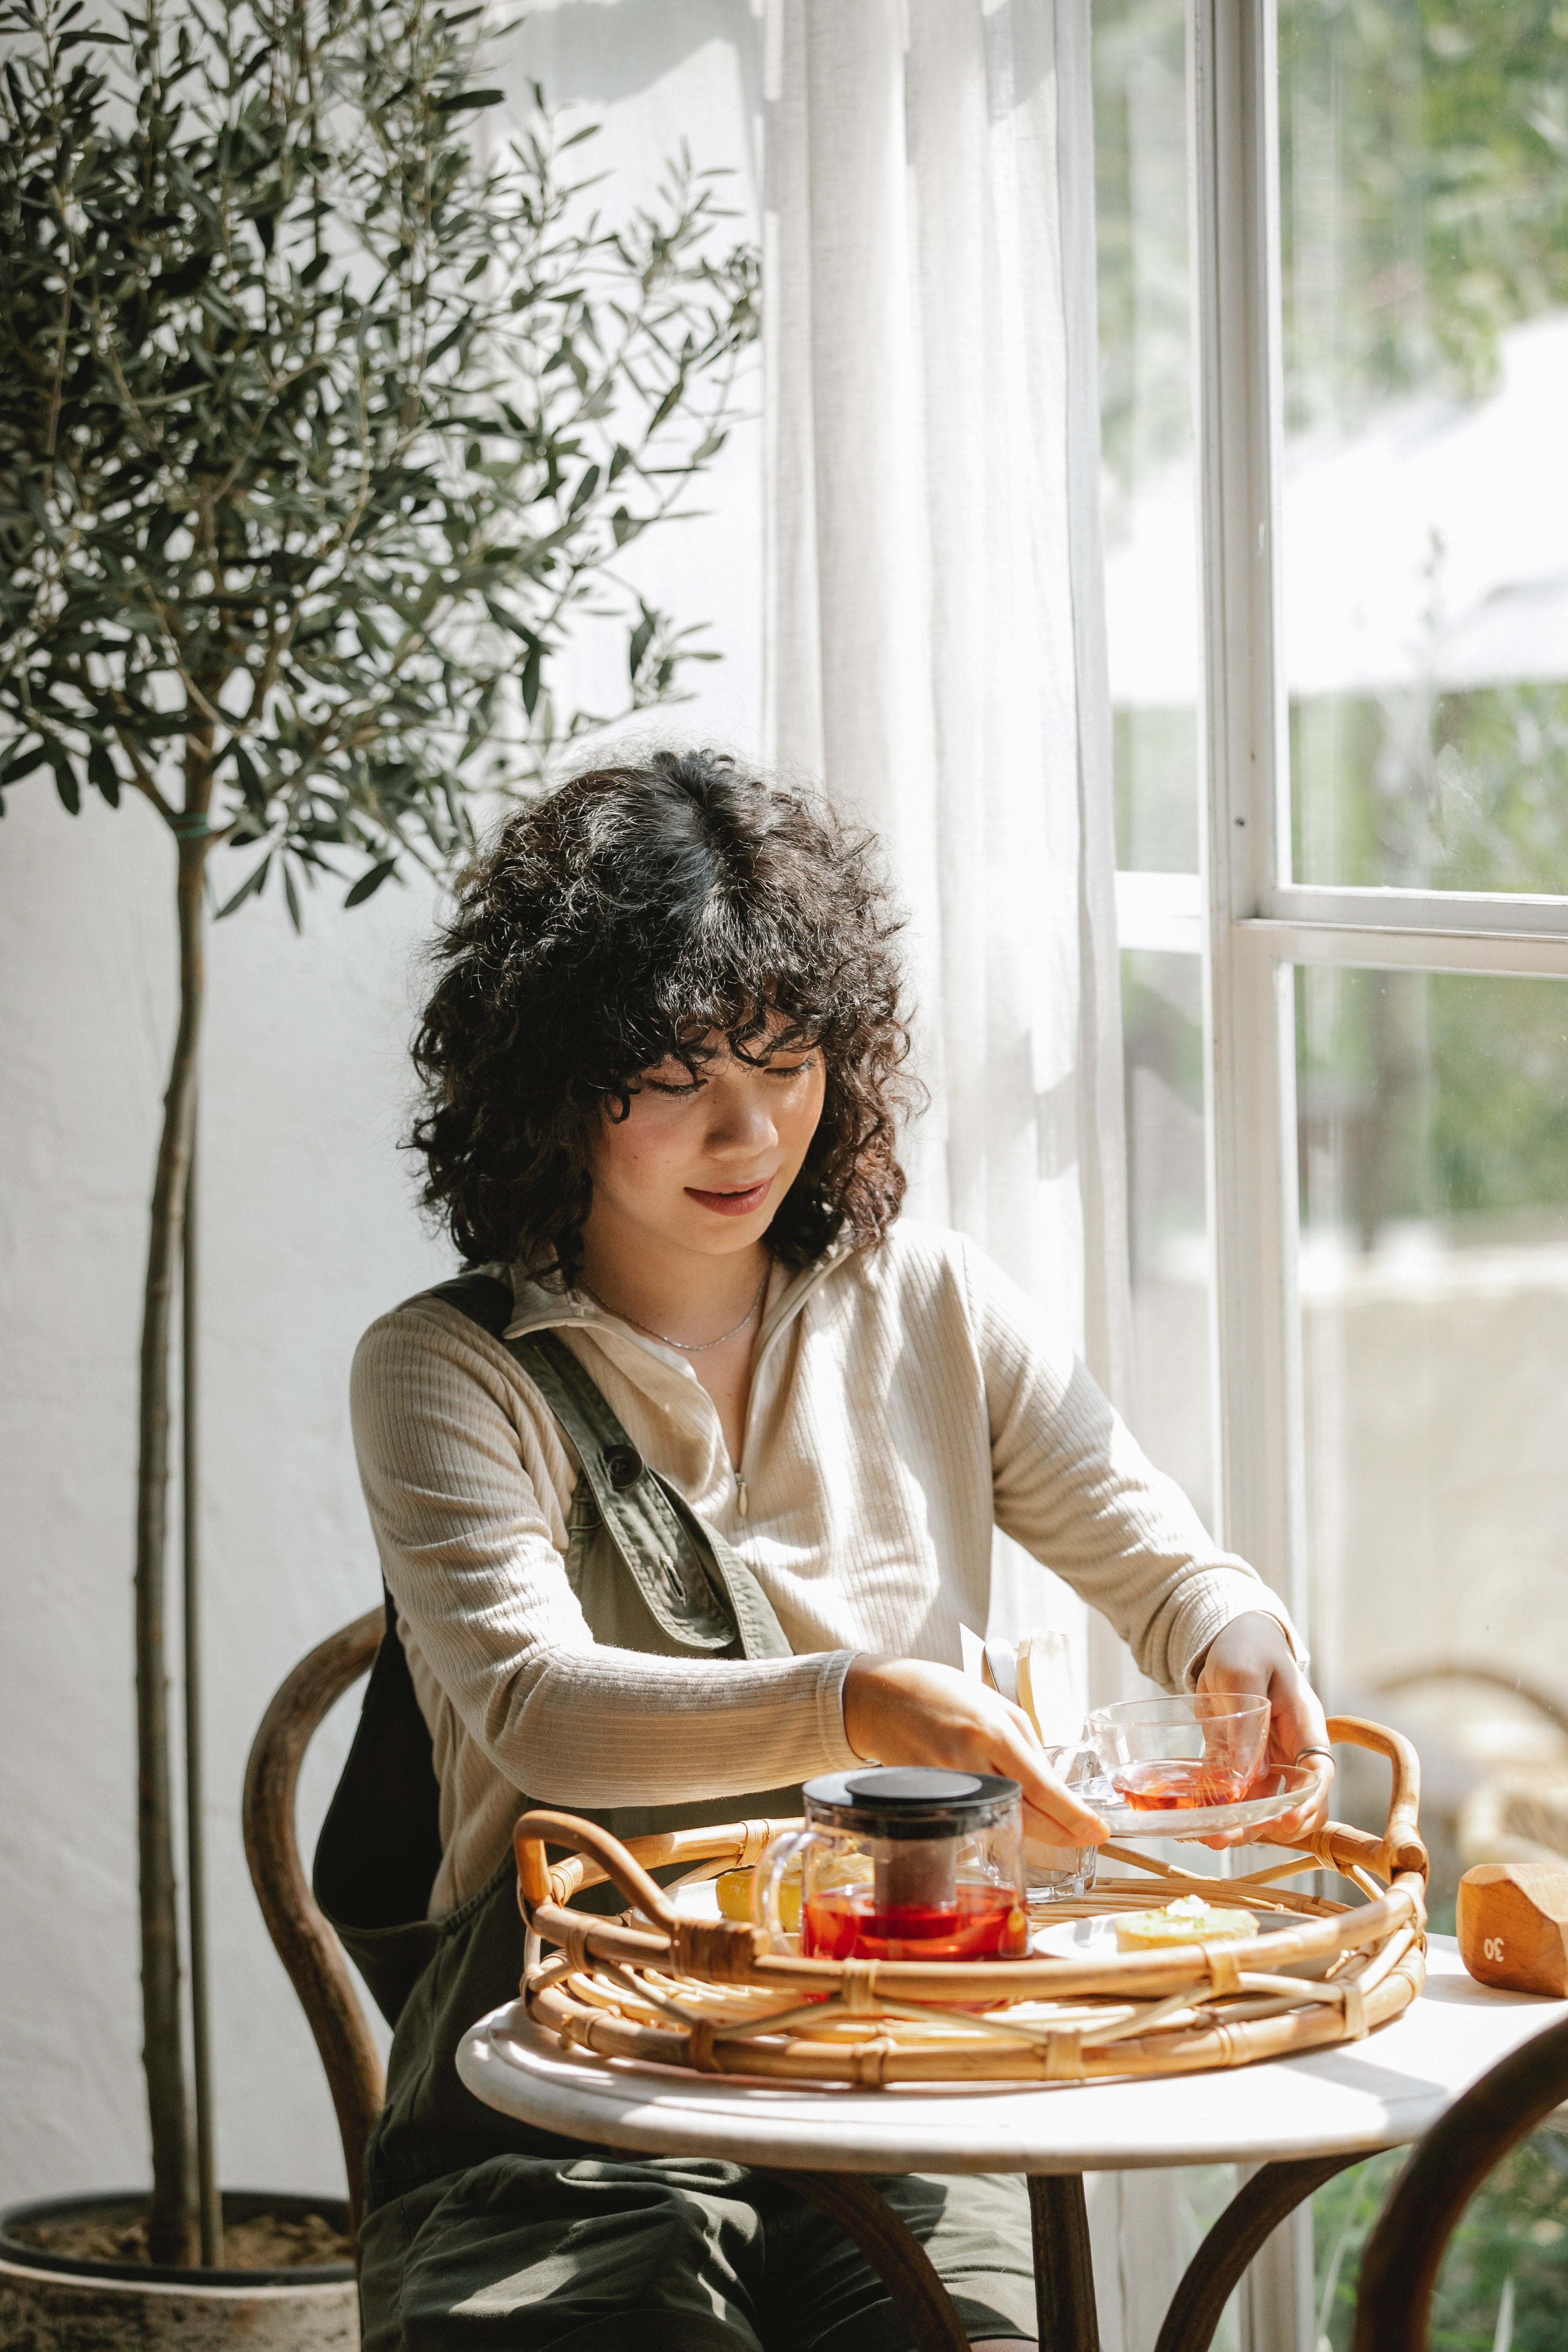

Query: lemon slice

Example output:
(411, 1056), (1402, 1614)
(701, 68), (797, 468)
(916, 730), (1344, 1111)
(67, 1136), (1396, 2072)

(716, 1866), (801, 1931)
(1114, 1894), (1258, 1951)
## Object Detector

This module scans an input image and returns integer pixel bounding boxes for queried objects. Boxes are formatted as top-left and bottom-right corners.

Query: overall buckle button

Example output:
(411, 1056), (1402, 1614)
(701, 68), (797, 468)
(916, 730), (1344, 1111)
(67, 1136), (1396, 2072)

(604, 1445), (644, 1491)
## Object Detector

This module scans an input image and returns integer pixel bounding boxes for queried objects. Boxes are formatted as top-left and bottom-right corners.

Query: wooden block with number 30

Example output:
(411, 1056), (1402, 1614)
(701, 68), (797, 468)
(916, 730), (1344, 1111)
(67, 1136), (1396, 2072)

(1457, 1862), (1568, 1997)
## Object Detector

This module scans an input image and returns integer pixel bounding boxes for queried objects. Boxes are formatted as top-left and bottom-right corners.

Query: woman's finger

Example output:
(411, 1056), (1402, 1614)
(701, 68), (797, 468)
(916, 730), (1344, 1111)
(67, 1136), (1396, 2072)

(996, 1735), (1106, 1845)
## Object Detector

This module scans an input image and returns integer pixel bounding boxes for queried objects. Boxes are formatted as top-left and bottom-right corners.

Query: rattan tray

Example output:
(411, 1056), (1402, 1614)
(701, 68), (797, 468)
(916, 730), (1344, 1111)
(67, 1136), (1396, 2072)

(513, 1715), (1428, 2087)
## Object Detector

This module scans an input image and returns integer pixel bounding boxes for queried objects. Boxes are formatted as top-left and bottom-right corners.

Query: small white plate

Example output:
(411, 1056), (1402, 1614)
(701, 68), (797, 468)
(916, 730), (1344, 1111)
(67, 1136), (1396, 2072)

(1032, 1909), (1332, 1980)
(1085, 1764), (1318, 1841)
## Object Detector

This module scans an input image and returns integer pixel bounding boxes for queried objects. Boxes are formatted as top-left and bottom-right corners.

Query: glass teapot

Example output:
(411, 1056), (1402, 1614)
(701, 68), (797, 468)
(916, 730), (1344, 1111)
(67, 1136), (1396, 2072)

(756, 1765), (1029, 1961)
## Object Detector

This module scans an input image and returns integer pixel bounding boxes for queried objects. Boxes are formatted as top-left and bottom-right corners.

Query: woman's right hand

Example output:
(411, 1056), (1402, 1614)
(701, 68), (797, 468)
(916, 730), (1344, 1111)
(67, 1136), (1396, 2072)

(842, 1653), (1107, 1849)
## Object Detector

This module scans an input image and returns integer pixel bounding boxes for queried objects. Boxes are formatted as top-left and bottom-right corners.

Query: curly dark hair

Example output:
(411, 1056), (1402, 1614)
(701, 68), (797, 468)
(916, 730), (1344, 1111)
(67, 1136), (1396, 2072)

(408, 748), (916, 1279)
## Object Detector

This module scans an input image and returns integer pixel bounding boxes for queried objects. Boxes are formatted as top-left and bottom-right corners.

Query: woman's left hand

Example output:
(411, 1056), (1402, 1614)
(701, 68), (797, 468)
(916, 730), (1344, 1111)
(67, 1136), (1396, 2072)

(1194, 1610), (1334, 1847)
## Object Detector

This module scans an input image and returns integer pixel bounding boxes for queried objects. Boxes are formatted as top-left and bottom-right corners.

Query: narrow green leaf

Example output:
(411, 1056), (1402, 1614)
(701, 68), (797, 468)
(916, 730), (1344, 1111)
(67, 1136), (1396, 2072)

(343, 855), (397, 908)
(233, 746), (266, 812)
(46, 743), (81, 815)
(215, 854), (270, 918)
(88, 742), (121, 807)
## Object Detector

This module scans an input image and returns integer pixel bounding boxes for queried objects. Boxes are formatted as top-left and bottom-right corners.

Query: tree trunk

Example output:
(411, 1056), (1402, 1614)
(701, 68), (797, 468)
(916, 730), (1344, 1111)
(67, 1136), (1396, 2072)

(138, 826), (207, 2269)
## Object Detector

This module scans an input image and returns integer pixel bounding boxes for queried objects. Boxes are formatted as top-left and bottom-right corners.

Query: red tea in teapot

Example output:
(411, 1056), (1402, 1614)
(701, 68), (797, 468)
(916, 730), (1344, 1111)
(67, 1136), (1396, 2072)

(804, 1885), (1028, 1962)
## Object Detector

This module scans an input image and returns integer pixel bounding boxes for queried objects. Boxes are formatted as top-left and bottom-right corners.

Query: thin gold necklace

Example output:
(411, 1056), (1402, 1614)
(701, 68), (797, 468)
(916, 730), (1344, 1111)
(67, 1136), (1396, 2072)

(576, 1267), (769, 1353)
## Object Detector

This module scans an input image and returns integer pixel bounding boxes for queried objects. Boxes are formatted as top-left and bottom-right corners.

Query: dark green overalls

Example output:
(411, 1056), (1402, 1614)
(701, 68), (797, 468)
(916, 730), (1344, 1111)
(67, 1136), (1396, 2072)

(316, 1272), (1034, 2352)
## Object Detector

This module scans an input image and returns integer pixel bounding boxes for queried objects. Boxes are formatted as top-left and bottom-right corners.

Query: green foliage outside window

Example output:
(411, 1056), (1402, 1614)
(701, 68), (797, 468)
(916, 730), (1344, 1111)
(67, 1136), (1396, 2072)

(1297, 966), (1568, 1245)
(1281, 0), (1568, 431)
(1315, 2134), (1568, 2351)
(1294, 682), (1568, 897)
(1096, 0), (1568, 487)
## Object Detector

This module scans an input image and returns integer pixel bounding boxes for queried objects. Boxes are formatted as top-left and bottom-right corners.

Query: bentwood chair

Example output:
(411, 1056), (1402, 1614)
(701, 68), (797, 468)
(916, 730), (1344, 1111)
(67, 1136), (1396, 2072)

(241, 1609), (1007, 2346)
(242, 1615), (1088, 2347)
(242, 1609), (997, 2352)
(1351, 2011), (1568, 2351)
(242, 1610), (386, 2246)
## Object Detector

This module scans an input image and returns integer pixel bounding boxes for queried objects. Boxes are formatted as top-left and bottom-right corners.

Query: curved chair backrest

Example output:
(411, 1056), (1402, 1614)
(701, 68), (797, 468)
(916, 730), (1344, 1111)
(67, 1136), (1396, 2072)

(242, 1609), (386, 2243)
(1353, 2012), (1568, 2350)
(1379, 1661), (1568, 1741)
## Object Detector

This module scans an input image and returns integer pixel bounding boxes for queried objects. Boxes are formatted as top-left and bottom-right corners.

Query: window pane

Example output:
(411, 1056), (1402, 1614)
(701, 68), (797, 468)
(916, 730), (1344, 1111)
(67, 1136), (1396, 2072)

(1297, 966), (1568, 1924)
(1124, 950), (1215, 1531)
(1095, 0), (1201, 874)
(1280, 0), (1568, 893)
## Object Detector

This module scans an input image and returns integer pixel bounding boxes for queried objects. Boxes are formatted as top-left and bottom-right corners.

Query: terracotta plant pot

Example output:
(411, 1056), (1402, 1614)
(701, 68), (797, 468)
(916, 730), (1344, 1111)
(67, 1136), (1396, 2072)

(0, 2191), (358, 2351)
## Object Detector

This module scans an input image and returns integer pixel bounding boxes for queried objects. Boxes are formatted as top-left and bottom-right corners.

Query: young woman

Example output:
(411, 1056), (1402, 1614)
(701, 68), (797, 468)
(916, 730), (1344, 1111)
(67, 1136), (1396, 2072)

(340, 748), (1331, 2352)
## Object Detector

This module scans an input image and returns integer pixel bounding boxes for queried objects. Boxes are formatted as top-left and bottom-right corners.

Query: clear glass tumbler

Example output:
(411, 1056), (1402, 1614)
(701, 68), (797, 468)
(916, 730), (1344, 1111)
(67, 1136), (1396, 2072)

(1024, 1739), (1107, 1903)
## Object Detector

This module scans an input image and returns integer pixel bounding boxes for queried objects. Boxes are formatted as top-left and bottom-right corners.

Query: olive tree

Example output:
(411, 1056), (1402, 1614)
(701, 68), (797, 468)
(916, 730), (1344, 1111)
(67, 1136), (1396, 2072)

(0, 0), (756, 2264)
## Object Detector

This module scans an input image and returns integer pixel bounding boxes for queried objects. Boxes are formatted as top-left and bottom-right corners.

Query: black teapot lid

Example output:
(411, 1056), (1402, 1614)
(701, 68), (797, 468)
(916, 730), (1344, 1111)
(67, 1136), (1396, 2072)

(802, 1764), (1020, 1835)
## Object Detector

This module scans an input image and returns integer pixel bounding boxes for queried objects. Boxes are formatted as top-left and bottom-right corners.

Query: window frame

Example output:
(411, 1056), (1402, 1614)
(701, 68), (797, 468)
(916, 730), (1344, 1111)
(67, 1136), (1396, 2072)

(1110, 1), (1568, 2338)
(1115, 0), (1568, 1608)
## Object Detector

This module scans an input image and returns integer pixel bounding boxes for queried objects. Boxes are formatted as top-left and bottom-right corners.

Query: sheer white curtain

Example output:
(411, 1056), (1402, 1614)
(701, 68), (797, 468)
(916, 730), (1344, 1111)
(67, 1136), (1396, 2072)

(763, 0), (1127, 1393)
(763, 0), (1132, 1659)
(762, 8), (1196, 2340)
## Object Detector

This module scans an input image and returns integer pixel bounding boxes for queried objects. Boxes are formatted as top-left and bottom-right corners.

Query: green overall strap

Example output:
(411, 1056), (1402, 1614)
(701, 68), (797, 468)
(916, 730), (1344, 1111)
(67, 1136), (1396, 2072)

(315, 1268), (798, 2032)
(505, 1327), (792, 1662)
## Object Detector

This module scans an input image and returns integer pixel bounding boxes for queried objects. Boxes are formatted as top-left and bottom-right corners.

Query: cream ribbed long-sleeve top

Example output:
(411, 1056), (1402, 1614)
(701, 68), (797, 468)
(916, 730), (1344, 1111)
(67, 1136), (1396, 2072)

(350, 1219), (1300, 1913)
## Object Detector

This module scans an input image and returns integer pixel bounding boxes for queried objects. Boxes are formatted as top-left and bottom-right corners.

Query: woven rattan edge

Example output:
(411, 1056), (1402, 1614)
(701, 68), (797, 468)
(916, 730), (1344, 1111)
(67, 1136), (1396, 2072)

(510, 1716), (1429, 2087)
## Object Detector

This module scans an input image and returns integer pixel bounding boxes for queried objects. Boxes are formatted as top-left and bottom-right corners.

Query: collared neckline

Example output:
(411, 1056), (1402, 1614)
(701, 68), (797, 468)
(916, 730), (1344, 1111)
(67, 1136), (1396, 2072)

(501, 1239), (853, 1386)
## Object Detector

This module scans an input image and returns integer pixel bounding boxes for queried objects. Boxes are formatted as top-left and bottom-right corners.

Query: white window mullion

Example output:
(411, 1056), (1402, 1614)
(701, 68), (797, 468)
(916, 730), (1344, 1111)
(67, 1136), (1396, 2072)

(1190, 0), (1313, 2343)
(1244, 916), (1568, 980)
(1267, 882), (1568, 940)
(1190, 0), (1305, 1616)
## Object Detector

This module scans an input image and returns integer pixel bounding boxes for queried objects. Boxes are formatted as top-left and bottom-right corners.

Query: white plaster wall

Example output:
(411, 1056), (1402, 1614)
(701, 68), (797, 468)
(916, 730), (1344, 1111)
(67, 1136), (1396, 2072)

(0, 0), (763, 2207)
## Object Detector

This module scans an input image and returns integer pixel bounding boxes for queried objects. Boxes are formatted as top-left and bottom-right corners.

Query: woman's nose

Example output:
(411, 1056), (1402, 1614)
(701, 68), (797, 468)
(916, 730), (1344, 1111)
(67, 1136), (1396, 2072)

(704, 1077), (775, 1153)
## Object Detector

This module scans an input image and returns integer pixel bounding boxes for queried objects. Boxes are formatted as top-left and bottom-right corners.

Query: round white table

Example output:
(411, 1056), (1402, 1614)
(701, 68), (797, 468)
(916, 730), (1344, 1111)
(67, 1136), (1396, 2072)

(458, 1938), (1566, 2352)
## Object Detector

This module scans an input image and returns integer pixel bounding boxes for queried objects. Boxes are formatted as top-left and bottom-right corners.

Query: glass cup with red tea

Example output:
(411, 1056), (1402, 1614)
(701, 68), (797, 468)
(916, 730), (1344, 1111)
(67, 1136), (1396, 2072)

(755, 1766), (1029, 1962)
(1086, 1693), (1272, 1813)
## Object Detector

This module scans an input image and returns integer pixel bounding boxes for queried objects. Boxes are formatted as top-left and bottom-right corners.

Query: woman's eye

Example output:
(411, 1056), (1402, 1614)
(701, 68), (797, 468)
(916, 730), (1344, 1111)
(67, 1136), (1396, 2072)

(643, 1076), (704, 1098)
(766, 1060), (815, 1080)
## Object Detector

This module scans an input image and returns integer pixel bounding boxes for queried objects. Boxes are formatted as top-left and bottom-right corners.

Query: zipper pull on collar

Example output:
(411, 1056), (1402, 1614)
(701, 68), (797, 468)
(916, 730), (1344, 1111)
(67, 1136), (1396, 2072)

(736, 1475), (749, 1519)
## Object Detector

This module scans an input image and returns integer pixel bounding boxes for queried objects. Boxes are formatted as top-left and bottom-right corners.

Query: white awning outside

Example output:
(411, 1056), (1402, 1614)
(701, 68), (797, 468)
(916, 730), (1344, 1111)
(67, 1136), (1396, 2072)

(1104, 308), (1568, 708)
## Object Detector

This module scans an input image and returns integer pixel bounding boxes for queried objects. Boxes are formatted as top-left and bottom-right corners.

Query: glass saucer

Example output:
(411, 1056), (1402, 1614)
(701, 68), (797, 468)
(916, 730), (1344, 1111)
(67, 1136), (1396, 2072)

(1082, 1763), (1320, 1841)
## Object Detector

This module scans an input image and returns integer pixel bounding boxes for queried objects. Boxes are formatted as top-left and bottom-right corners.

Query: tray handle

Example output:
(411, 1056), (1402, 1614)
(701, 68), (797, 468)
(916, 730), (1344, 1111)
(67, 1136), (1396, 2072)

(513, 1807), (680, 1930)
(1324, 1714), (1427, 1881)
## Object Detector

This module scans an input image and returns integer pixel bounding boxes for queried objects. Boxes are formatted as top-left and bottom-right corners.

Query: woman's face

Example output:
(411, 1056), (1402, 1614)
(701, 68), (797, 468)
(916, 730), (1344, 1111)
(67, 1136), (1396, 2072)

(586, 1025), (827, 1265)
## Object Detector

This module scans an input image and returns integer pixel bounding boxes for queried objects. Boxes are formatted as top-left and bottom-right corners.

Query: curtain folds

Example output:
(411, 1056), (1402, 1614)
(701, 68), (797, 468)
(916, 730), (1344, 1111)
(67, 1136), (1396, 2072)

(763, 0), (1129, 1402)
(763, 14), (1193, 2340)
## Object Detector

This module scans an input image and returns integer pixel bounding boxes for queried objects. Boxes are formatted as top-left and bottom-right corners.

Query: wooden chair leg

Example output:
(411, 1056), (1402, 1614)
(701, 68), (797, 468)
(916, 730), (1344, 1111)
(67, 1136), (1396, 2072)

(1029, 2175), (1099, 2352)
(1353, 2016), (1568, 2352)
(752, 2167), (971, 2352)
(1153, 2154), (1361, 2352)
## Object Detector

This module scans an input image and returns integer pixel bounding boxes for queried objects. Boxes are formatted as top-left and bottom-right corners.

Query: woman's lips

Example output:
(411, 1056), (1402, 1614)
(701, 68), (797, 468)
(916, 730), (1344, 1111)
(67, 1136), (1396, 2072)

(684, 1176), (774, 1217)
